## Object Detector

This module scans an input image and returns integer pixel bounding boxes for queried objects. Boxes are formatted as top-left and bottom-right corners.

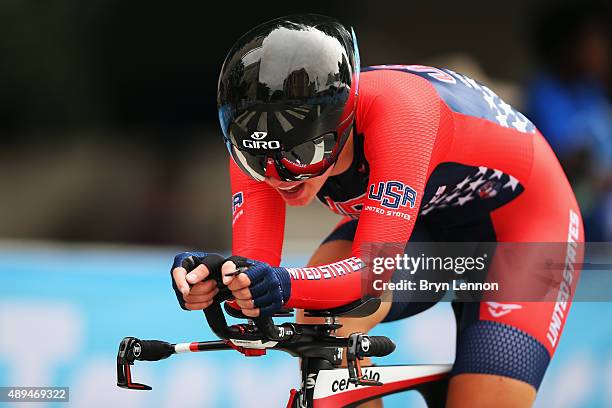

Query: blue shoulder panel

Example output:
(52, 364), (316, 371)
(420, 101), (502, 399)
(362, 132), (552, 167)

(363, 65), (535, 134)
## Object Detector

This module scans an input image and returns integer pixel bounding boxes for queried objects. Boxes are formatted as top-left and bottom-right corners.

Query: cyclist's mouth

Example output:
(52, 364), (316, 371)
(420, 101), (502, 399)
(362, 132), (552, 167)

(277, 183), (306, 199)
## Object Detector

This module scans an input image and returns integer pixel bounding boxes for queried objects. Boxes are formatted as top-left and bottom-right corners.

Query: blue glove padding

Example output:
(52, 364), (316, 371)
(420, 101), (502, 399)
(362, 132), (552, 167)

(171, 252), (226, 310)
(226, 256), (291, 317)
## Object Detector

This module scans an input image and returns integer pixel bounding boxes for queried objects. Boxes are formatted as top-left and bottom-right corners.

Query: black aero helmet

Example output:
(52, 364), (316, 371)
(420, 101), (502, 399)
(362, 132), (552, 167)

(217, 14), (360, 181)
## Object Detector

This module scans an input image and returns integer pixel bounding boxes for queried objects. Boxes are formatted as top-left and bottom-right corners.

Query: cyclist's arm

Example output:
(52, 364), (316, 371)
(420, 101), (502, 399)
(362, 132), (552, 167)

(230, 159), (286, 266)
(285, 73), (448, 309)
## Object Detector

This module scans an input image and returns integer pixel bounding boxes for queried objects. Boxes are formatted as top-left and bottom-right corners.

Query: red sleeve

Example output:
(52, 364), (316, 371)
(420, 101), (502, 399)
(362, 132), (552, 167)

(230, 159), (285, 266)
(286, 71), (452, 309)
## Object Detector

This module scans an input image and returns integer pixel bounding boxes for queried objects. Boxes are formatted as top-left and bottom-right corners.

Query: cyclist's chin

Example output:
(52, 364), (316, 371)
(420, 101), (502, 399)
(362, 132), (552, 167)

(281, 184), (318, 206)
(275, 166), (333, 206)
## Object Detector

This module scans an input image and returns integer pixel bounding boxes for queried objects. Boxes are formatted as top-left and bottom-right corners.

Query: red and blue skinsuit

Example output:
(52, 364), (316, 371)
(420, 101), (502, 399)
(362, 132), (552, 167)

(230, 65), (584, 389)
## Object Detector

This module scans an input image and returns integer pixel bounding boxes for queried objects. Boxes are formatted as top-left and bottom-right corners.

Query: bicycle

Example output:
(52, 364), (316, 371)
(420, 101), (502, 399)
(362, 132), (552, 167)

(116, 295), (452, 407)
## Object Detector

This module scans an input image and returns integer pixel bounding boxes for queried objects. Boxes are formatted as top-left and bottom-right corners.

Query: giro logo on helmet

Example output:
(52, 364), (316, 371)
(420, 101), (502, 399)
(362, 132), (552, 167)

(250, 131), (268, 140)
(243, 131), (280, 149)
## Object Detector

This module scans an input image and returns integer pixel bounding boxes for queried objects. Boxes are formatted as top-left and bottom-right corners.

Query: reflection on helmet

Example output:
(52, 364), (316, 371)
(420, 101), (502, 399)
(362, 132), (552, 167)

(217, 14), (360, 181)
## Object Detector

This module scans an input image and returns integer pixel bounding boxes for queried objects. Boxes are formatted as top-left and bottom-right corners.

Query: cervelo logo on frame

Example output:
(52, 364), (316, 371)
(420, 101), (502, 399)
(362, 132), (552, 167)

(331, 369), (380, 393)
(243, 131), (281, 149)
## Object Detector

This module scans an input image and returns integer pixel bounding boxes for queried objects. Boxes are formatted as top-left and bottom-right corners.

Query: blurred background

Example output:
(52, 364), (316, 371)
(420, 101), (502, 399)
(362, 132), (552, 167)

(1, 0), (611, 407)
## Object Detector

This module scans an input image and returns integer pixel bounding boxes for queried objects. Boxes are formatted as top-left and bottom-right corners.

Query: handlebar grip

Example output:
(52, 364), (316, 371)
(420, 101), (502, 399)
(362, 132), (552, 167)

(136, 340), (174, 361)
(363, 336), (395, 357)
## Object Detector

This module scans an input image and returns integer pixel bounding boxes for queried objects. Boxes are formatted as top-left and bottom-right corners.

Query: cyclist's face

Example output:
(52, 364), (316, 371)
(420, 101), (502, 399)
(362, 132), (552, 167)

(265, 130), (354, 206)
(265, 165), (335, 206)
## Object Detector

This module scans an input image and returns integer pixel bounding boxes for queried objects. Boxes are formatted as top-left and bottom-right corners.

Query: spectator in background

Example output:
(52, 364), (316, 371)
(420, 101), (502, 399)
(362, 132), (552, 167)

(526, 1), (612, 241)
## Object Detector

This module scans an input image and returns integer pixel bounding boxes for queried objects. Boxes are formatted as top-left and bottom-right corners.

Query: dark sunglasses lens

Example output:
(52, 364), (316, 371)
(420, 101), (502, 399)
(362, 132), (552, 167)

(281, 133), (336, 167)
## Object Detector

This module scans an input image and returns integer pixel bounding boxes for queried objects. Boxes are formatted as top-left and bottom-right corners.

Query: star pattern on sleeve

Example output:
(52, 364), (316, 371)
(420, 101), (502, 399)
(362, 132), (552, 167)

(420, 166), (524, 215)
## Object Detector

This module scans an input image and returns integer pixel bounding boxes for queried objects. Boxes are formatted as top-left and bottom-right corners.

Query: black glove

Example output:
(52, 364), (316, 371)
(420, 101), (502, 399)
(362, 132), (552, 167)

(171, 252), (229, 310)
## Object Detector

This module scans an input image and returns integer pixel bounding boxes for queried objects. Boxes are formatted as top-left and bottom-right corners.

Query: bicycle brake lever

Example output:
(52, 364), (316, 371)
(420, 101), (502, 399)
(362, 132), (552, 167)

(346, 357), (383, 386)
(346, 333), (383, 386)
(117, 337), (152, 390)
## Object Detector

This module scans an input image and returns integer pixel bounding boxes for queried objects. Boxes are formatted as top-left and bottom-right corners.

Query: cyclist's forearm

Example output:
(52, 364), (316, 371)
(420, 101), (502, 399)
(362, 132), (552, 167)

(230, 159), (286, 266)
(284, 258), (364, 309)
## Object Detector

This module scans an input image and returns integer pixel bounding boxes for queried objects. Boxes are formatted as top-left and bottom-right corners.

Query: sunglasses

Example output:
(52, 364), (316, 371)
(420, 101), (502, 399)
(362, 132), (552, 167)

(228, 131), (340, 182)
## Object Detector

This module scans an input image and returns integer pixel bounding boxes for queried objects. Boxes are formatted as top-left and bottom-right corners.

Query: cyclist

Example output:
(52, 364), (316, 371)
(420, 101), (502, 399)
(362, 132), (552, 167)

(171, 14), (583, 408)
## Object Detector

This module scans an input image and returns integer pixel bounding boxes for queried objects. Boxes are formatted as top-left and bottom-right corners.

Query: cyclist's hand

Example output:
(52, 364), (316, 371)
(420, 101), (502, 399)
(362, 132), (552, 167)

(171, 252), (225, 310)
(222, 256), (291, 317)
